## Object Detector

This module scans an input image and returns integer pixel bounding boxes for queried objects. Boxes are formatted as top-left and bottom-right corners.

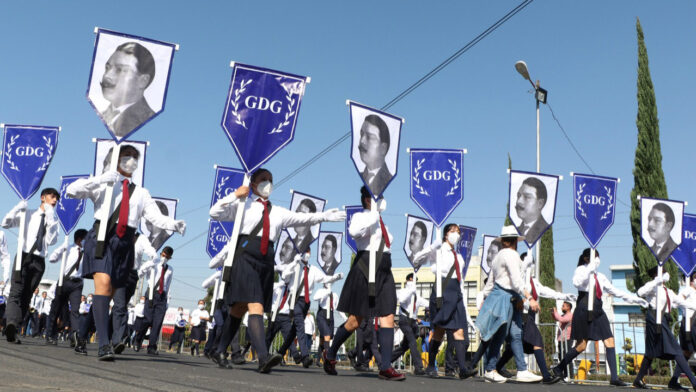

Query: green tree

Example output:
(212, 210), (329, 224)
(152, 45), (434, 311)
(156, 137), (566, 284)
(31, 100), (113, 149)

(630, 18), (678, 292)
(539, 227), (557, 363)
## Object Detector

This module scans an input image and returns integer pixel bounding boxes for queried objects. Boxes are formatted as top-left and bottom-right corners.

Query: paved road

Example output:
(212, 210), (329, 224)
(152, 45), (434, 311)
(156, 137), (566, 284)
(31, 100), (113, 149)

(0, 338), (653, 392)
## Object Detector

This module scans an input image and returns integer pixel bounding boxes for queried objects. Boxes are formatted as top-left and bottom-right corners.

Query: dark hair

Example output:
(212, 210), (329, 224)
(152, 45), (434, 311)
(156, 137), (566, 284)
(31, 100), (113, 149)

(651, 202), (675, 227)
(115, 42), (155, 88)
(406, 273), (414, 281)
(155, 200), (169, 215)
(691, 272), (696, 283)
(521, 176), (548, 207)
(74, 229), (88, 242)
(362, 114), (390, 150)
(297, 198), (317, 213)
(647, 265), (659, 279)
(412, 221), (427, 237)
(119, 144), (141, 160)
(41, 187), (60, 199)
(563, 301), (573, 310)
(360, 186), (371, 208)
(250, 168), (272, 184)
(162, 246), (174, 257)
(577, 248), (600, 266)
(324, 234), (337, 250)
(442, 223), (458, 241)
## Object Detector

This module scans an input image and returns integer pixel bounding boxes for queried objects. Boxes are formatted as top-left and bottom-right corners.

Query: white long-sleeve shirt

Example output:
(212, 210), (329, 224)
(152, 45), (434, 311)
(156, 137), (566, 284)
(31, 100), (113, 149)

(190, 308), (209, 327)
(413, 241), (464, 280)
(48, 243), (84, 279)
(272, 282), (292, 315)
(134, 302), (145, 318)
(202, 270), (221, 289)
(2, 205), (58, 258)
(140, 259), (173, 294)
(348, 209), (393, 253)
(79, 301), (89, 314)
(281, 262), (340, 299)
(127, 308), (136, 325)
(134, 234), (158, 271)
(313, 288), (339, 311)
(209, 194), (331, 243)
(39, 298), (51, 315)
(175, 313), (188, 328)
(679, 285), (696, 323)
(638, 277), (695, 313)
(482, 248), (527, 298)
(67, 174), (178, 230)
(30, 294), (42, 310)
(0, 230), (10, 285)
(396, 283), (429, 319)
(304, 314), (315, 335)
(572, 263), (644, 305)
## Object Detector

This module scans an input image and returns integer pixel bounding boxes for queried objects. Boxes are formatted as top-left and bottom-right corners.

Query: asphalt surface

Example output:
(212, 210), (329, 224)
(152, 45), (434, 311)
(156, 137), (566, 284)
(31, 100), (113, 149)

(0, 338), (669, 392)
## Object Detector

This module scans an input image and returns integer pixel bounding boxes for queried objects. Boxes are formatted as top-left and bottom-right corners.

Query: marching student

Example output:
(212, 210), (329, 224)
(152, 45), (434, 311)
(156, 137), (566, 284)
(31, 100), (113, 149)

(189, 299), (210, 356)
(75, 294), (95, 355)
(278, 251), (342, 368)
(323, 186), (404, 381)
(347, 317), (381, 372)
(66, 145), (186, 360)
(633, 267), (696, 390)
(131, 295), (146, 351)
(208, 168), (345, 373)
(2, 188), (60, 343)
(670, 273), (696, 391)
(125, 304), (135, 347)
(265, 281), (301, 365)
(202, 269), (224, 359)
(135, 246), (174, 355)
(45, 229), (88, 345)
(390, 273), (429, 375)
(314, 283), (342, 365)
(169, 306), (187, 353)
(22, 288), (41, 337)
(304, 312), (316, 356)
(552, 248), (647, 385)
(38, 290), (52, 337)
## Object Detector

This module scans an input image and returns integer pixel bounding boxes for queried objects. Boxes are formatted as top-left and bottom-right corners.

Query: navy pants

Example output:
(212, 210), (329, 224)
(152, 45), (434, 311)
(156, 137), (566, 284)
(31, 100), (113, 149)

(46, 278), (83, 339)
(266, 313), (299, 357)
(136, 291), (168, 350)
(6, 253), (45, 329)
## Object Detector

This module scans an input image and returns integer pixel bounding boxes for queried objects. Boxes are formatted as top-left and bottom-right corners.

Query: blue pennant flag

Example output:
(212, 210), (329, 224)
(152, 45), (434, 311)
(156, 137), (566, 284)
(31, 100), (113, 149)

(207, 220), (235, 258)
(671, 214), (696, 276)
(1, 125), (59, 200)
(56, 175), (88, 234)
(211, 166), (247, 207)
(409, 149), (464, 227)
(458, 225), (477, 276)
(221, 63), (308, 173)
(344, 205), (362, 254)
(573, 173), (618, 249)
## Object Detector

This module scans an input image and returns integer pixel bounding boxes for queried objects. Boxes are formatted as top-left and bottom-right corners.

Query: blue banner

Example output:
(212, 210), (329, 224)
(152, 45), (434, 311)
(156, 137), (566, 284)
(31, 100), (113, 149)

(409, 149), (464, 227)
(1, 125), (59, 200)
(56, 175), (88, 234)
(344, 205), (362, 254)
(671, 214), (696, 276)
(458, 225), (477, 276)
(206, 220), (235, 258)
(573, 173), (618, 248)
(221, 63), (308, 173)
(210, 165), (247, 207)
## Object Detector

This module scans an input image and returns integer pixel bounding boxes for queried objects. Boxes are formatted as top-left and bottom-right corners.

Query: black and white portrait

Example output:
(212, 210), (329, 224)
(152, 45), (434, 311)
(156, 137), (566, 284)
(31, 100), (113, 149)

(139, 197), (177, 251)
(481, 235), (501, 276)
(318, 231), (343, 275)
(508, 170), (559, 247)
(275, 230), (297, 266)
(403, 215), (434, 267)
(349, 102), (403, 199)
(93, 139), (147, 186)
(87, 28), (177, 141)
(641, 197), (684, 264)
(286, 191), (326, 253)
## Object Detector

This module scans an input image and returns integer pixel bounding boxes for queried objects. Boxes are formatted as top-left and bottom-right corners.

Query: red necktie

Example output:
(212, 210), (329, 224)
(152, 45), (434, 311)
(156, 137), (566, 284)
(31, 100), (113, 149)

(452, 249), (462, 283)
(258, 199), (270, 255)
(374, 319), (379, 331)
(530, 277), (538, 301)
(116, 179), (130, 238)
(303, 266), (310, 304)
(157, 265), (167, 294)
(664, 286), (671, 312)
(379, 216), (390, 248)
(594, 273), (602, 299)
(279, 287), (289, 310)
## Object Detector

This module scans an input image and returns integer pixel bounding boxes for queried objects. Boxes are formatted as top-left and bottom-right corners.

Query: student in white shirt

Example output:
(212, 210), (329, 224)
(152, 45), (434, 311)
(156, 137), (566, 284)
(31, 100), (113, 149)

(2, 188), (60, 343)
(265, 281), (300, 364)
(390, 273), (429, 375)
(208, 168), (344, 373)
(189, 300), (210, 356)
(66, 145), (185, 360)
(169, 306), (187, 354)
(314, 283), (342, 366)
(304, 312), (315, 353)
(131, 295), (146, 350)
(134, 247), (174, 355)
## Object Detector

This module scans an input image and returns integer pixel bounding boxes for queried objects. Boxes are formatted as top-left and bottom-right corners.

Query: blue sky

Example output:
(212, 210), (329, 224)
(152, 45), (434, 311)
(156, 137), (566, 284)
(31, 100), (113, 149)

(1, 1), (695, 310)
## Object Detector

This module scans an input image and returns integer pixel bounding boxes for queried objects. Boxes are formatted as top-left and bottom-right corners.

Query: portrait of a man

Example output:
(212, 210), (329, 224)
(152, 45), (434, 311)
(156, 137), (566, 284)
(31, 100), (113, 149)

(480, 235), (501, 275)
(275, 233), (297, 265)
(290, 198), (318, 253)
(319, 233), (341, 275)
(647, 203), (677, 262)
(508, 171), (559, 247)
(140, 197), (177, 251)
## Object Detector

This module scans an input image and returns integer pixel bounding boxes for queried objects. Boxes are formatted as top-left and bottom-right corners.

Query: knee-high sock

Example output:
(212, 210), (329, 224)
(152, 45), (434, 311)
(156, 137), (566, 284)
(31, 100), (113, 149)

(92, 295), (111, 347)
(674, 354), (696, 387)
(426, 339), (442, 371)
(606, 347), (618, 381)
(555, 347), (580, 372)
(496, 345), (513, 371)
(454, 340), (470, 372)
(635, 356), (652, 381)
(328, 324), (352, 360)
(534, 349), (551, 379)
(378, 327), (394, 371)
(247, 314), (268, 363)
(670, 362), (682, 385)
(194, 342), (200, 355)
(216, 315), (241, 354)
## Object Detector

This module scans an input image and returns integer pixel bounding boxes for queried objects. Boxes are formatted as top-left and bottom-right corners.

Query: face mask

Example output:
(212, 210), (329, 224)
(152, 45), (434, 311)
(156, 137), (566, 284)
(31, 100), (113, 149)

(140, 300), (145, 304)
(302, 253), (310, 263)
(119, 156), (138, 174)
(447, 232), (460, 246)
(256, 181), (272, 198)
(594, 257), (601, 268)
(198, 304), (204, 310)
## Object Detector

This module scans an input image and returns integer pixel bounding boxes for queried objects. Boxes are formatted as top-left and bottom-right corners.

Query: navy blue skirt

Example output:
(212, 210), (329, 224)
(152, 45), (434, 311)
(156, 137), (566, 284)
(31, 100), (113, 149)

(81, 223), (135, 288)
(645, 311), (681, 359)
(337, 251), (396, 318)
(522, 311), (544, 353)
(679, 315), (696, 352)
(571, 291), (613, 341)
(191, 324), (207, 341)
(429, 278), (467, 331)
(316, 308), (334, 338)
(223, 235), (275, 310)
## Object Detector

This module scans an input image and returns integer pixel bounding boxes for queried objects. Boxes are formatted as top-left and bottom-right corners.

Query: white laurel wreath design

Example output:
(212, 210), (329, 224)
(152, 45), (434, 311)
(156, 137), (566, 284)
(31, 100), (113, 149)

(576, 183), (588, 218)
(600, 185), (614, 220)
(215, 176), (229, 202)
(4, 135), (20, 171)
(230, 79), (252, 129)
(37, 136), (54, 172)
(445, 159), (461, 197)
(268, 81), (300, 135)
(58, 182), (85, 215)
(209, 225), (220, 253)
(412, 158), (429, 196)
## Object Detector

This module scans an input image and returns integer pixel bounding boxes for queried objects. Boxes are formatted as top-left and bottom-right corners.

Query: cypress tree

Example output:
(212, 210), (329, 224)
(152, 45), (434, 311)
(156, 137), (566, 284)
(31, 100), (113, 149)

(539, 227), (556, 362)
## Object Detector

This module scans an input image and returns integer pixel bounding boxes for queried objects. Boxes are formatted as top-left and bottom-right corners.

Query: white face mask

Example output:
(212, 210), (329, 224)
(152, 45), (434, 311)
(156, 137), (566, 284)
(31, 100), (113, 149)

(119, 156), (138, 174)
(140, 299), (145, 304)
(256, 181), (273, 198)
(447, 232), (460, 246)
(198, 304), (204, 310)
(594, 257), (601, 268)
(302, 252), (310, 263)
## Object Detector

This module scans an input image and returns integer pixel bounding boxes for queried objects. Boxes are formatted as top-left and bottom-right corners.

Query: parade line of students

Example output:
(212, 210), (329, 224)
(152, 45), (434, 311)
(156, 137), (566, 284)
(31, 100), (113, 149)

(3, 169), (696, 387)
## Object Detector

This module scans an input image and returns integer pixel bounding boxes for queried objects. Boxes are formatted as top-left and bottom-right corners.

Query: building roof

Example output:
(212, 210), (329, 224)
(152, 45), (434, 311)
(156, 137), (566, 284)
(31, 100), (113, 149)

(609, 264), (634, 271)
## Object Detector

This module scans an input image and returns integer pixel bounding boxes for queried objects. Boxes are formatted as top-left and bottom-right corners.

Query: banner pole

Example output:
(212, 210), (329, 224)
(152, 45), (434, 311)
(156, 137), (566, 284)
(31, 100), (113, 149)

(686, 275), (692, 333)
(327, 282), (332, 321)
(435, 226), (442, 308)
(368, 201), (377, 299)
(289, 261), (301, 319)
(656, 264), (663, 326)
(534, 244), (540, 327)
(218, 174), (250, 298)
(12, 209), (27, 281)
(95, 143), (120, 258)
(148, 266), (155, 308)
(210, 273), (220, 316)
(57, 235), (69, 292)
(588, 248), (596, 319)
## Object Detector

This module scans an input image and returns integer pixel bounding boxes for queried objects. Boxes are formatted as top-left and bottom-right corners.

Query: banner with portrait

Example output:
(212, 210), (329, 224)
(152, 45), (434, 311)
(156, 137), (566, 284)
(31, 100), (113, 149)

(206, 220), (234, 258)
(508, 170), (559, 248)
(318, 231), (343, 275)
(221, 63), (308, 173)
(139, 197), (177, 251)
(480, 235), (500, 276)
(573, 173), (618, 249)
(403, 214), (434, 271)
(344, 205), (362, 254)
(1, 124), (60, 200)
(671, 214), (696, 276)
(87, 28), (178, 142)
(458, 225), (477, 276)
(409, 148), (464, 227)
(640, 197), (684, 265)
(93, 139), (147, 186)
(349, 101), (403, 200)
(287, 190), (326, 253)
(210, 165), (246, 206)
(56, 175), (89, 234)
(275, 230), (299, 266)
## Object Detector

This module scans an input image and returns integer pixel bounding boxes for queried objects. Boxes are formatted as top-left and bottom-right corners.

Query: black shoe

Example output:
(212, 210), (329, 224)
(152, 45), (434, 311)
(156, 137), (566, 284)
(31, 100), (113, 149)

(147, 347), (159, 356)
(445, 370), (456, 378)
(348, 352), (357, 368)
(74, 340), (88, 355)
(633, 380), (648, 389)
(459, 367), (477, 379)
(293, 353), (302, 364)
(98, 345), (115, 361)
(213, 352), (233, 369)
(498, 368), (514, 378)
(414, 368), (426, 376)
(133, 342), (141, 352)
(322, 351), (337, 376)
(5, 324), (17, 343)
(231, 355), (246, 365)
(668, 381), (689, 391)
(609, 379), (628, 387)
(203, 351), (210, 359)
(46, 337), (56, 345)
(302, 355), (313, 368)
(258, 353), (283, 374)
(355, 365), (370, 372)
(191, 346), (195, 356)
(552, 366), (565, 379)
(113, 342), (126, 355)
(543, 375), (563, 385)
(425, 368), (439, 378)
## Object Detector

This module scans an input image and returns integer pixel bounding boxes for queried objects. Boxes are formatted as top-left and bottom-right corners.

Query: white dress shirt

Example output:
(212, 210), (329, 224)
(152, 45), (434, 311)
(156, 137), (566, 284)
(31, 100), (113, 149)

(134, 302), (145, 318)
(413, 241), (463, 279)
(572, 263), (644, 305)
(313, 288), (340, 311)
(0, 230), (10, 285)
(638, 276), (694, 313)
(679, 285), (696, 324)
(127, 308), (136, 325)
(67, 174), (179, 230)
(2, 206), (58, 258)
(209, 194), (331, 243)
(348, 209), (393, 253)
(30, 294), (42, 310)
(202, 270), (222, 289)
(134, 234), (158, 271)
(272, 282), (292, 315)
(174, 313), (188, 328)
(140, 259), (173, 294)
(396, 282), (429, 319)
(281, 262), (340, 299)
(482, 248), (527, 298)
(40, 298), (51, 315)
(190, 308), (209, 327)
(304, 313), (315, 335)
(48, 243), (84, 279)
(79, 301), (89, 314)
